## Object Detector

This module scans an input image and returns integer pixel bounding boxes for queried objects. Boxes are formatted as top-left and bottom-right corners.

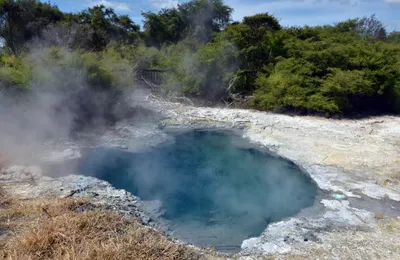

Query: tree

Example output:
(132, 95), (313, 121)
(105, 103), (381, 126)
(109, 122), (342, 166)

(222, 13), (283, 75)
(356, 14), (387, 40)
(178, 0), (232, 42)
(71, 5), (139, 50)
(143, 0), (233, 46)
(251, 22), (400, 116)
(243, 13), (281, 31)
(335, 14), (387, 40)
(0, 0), (63, 53)
(387, 31), (400, 44)
(142, 8), (185, 47)
(0, 3), (140, 52)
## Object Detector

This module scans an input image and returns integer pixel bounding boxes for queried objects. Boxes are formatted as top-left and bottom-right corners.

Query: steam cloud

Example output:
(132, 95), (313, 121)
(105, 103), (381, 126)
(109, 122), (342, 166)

(0, 44), (136, 165)
(77, 130), (318, 248)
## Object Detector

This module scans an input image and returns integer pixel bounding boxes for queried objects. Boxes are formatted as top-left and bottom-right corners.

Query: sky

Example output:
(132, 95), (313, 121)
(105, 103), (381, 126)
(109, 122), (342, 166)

(52, 0), (400, 32)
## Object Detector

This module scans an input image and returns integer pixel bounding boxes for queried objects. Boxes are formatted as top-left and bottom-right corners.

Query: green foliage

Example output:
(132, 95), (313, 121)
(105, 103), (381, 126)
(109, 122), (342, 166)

(0, 46), (135, 91)
(128, 44), (164, 69)
(0, 0), (399, 117)
(159, 38), (238, 99)
(0, 53), (30, 87)
(335, 14), (387, 40)
(55, 48), (134, 89)
(143, 0), (232, 46)
(0, 1), (140, 53)
(387, 31), (400, 44)
(251, 29), (400, 115)
(71, 5), (140, 51)
(242, 13), (281, 31)
(0, 0), (64, 53)
(142, 8), (185, 47)
(220, 13), (284, 92)
(178, 0), (232, 42)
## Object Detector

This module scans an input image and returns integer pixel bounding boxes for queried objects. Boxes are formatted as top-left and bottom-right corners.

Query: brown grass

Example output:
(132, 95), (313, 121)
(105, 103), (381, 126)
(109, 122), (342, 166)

(0, 188), (211, 260)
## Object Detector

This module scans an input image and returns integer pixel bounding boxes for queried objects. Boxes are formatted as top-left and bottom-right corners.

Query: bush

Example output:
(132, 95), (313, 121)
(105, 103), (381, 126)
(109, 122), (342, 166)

(161, 37), (239, 100)
(0, 54), (31, 88)
(251, 28), (400, 116)
(1, 1), (399, 117)
(0, 46), (138, 132)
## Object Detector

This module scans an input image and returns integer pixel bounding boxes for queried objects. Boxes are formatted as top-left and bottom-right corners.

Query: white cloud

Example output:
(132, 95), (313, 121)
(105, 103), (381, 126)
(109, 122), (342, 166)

(88, 0), (131, 12)
(149, 0), (179, 9)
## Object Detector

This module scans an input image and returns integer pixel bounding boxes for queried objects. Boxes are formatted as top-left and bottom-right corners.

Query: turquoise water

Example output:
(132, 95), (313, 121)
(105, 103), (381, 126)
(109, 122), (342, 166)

(78, 130), (317, 250)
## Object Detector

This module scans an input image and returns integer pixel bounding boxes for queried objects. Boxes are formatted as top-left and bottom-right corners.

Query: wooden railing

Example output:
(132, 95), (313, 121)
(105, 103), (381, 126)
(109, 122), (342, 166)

(115, 68), (258, 90)
(134, 69), (169, 85)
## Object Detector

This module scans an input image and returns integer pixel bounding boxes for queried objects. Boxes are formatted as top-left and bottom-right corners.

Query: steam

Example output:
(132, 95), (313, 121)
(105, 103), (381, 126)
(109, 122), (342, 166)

(0, 9), (310, 249)
(0, 6), (240, 166)
(0, 44), (136, 165)
(77, 130), (317, 248)
(0, 84), (72, 163)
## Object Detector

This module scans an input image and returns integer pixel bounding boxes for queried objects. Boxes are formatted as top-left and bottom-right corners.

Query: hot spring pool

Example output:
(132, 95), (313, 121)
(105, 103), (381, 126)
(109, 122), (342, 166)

(78, 130), (318, 251)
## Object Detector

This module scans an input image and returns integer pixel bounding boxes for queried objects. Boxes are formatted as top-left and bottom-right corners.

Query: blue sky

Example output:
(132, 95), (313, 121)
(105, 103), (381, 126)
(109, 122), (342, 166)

(52, 0), (400, 32)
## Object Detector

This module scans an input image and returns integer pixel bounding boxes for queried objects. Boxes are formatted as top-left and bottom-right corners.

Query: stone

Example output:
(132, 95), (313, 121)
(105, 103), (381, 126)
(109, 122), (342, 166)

(2, 98), (400, 259)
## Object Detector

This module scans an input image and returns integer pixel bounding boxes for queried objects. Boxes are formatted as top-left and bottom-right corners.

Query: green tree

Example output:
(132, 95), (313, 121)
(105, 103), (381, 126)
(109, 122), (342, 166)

(0, 0), (63, 53)
(387, 31), (400, 44)
(242, 13), (281, 31)
(143, 0), (232, 46)
(178, 0), (232, 42)
(142, 8), (185, 47)
(335, 14), (387, 40)
(220, 13), (283, 91)
(73, 5), (139, 50)
(251, 25), (400, 116)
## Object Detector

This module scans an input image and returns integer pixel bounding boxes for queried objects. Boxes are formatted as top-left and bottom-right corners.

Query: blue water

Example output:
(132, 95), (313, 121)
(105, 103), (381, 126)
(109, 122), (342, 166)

(78, 130), (317, 251)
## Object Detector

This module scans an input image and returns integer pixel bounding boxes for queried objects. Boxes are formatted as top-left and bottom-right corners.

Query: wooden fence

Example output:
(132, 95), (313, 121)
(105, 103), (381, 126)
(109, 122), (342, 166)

(134, 69), (169, 85)
(131, 69), (258, 90)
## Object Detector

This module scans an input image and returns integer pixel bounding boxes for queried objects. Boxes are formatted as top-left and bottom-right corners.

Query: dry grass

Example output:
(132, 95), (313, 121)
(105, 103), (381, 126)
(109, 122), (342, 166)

(379, 217), (400, 233)
(0, 186), (8, 205)
(0, 188), (209, 260)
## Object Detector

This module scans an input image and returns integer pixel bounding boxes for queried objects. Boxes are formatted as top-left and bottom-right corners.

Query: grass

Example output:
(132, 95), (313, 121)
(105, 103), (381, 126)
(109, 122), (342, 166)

(0, 185), (212, 260)
(379, 217), (400, 233)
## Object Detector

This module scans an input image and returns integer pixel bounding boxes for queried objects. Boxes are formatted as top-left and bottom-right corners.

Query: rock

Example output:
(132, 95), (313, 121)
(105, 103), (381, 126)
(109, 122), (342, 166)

(2, 98), (400, 259)
(158, 101), (400, 202)
(241, 237), (261, 250)
(154, 100), (400, 258)
(1, 168), (156, 227)
(1, 165), (43, 181)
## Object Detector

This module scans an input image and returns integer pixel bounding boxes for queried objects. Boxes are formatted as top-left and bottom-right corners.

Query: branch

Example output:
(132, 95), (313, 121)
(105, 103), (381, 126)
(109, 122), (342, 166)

(171, 96), (195, 106)
(226, 75), (237, 93)
(140, 74), (160, 92)
(222, 99), (233, 108)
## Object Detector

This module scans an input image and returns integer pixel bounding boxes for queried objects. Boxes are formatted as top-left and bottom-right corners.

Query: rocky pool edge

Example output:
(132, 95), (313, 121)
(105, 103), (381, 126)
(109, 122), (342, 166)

(2, 100), (400, 258)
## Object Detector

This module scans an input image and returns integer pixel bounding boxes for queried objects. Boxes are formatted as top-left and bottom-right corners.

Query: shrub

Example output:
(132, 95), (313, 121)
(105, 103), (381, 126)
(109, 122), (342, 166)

(0, 54), (31, 88)
(161, 37), (239, 100)
(250, 28), (400, 116)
